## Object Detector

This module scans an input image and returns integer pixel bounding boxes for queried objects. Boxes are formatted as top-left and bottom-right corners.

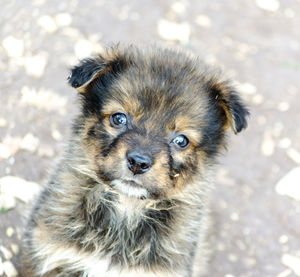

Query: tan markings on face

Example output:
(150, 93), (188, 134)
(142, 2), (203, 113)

(80, 115), (121, 176)
(101, 101), (128, 137)
(81, 116), (102, 168)
(110, 75), (146, 120)
(102, 98), (145, 133)
(168, 150), (207, 197)
(166, 114), (203, 180)
(101, 100), (125, 116)
(98, 141), (128, 175)
(102, 114), (122, 137)
(145, 149), (172, 195)
(123, 99), (146, 122)
(170, 115), (203, 146)
(171, 144), (198, 165)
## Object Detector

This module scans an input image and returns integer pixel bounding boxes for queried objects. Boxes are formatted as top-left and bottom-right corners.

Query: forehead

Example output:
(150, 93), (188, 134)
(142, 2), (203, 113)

(101, 54), (210, 130)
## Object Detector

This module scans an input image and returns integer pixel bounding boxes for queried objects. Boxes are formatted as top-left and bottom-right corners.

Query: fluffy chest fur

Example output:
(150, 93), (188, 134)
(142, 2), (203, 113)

(68, 179), (202, 271)
(29, 172), (204, 276)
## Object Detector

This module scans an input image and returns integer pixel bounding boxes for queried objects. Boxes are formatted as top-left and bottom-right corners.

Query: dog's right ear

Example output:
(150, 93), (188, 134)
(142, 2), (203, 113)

(68, 58), (107, 93)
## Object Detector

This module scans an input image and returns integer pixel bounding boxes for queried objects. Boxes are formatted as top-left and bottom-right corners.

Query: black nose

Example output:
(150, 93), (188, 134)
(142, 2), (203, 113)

(126, 151), (152, 175)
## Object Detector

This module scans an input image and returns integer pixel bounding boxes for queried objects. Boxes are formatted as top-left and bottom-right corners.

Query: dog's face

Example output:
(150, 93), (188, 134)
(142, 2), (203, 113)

(69, 46), (248, 199)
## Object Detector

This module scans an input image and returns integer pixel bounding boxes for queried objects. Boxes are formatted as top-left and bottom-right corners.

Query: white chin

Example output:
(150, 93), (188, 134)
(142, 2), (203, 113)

(110, 180), (149, 199)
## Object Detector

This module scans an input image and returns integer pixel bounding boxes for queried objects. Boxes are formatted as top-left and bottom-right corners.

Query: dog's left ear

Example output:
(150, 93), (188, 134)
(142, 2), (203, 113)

(209, 80), (249, 134)
(67, 57), (106, 93)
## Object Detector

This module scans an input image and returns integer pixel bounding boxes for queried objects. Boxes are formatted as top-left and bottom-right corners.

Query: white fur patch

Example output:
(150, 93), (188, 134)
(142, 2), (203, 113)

(110, 179), (148, 199)
(37, 244), (179, 277)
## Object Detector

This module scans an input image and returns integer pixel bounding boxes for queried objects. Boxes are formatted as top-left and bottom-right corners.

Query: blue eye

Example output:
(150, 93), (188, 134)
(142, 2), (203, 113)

(110, 113), (127, 128)
(172, 135), (190, 149)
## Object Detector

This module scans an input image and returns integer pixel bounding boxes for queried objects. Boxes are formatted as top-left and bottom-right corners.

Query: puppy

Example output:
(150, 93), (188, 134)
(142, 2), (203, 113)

(22, 45), (248, 277)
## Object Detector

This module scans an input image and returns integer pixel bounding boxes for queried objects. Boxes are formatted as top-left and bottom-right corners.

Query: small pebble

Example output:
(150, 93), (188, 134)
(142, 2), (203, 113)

(287, 148), (300, 165)
(228, 254), (238, 263)
(0, 176), (40, 203)
(10, 244), (19, 255)
(277, 269), (292, 277)
(0, 246), (13, 260)
(0, 118), (7, 127)
(1, 136), (21, 157)
(252, 94), (263, 104)
(37, 15), (57, 33)
(55, 13), (72, 26)
(238, 82), (257, 95)
(20, 133), (40, 153)
(230, 212), (239, 221)
(279, 235), (289, 244)
(278, 102), (290, 112)
(256, 0), (280, 12)
(51, 129), (62, 141)
(195, 15), (212, 28)
(157, 19), (190, 43)
(75, 39), (93, 59)
(281, 254), (300, 276)
(0, 194), (16, 210)
(2, 36), (24, 58)
(278, 138), (291, 149)
(24, 52), (48, 78)
(171, 2), (187, 14)
(275, 167), (300, 201)
(6, 227), (14, 238)
(3, 260), (18, 277)
(0, 144), (11, 159)
(261, 130), (275, 156)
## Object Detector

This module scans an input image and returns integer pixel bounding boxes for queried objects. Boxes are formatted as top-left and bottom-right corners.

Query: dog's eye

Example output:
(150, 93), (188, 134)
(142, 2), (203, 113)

(172, 135), (190, 149)
(110, 113), (127, 128)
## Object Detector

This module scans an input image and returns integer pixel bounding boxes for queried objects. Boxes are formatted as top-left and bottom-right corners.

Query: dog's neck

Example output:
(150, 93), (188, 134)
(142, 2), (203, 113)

(80, 182), (184, 269)
(115, 193), (152, 220)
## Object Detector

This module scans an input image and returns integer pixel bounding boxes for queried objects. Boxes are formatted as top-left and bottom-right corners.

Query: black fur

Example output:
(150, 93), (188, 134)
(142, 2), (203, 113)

(206, 80), (249, 134)
(68, 58), (104, 88)
(226, 92), (249, 133)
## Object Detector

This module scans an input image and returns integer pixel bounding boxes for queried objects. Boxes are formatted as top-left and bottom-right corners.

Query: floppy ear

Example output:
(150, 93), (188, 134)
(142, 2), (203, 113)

(209, 80), (249, 134)
(67, 58), (106, 93)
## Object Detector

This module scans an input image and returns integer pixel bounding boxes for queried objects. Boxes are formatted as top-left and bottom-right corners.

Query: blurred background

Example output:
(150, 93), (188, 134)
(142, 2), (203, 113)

(0, 0), (299, 276)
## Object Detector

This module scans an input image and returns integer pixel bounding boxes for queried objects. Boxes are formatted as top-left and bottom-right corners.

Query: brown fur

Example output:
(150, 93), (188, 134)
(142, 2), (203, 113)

(22, 45), (249, 277)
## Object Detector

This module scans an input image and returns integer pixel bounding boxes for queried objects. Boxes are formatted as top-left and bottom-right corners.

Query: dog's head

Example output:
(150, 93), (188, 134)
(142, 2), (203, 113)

(69, 46), (249, 199)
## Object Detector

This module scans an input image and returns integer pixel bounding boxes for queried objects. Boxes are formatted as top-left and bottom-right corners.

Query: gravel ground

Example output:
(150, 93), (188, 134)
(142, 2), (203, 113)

(0, 0), (300, 276)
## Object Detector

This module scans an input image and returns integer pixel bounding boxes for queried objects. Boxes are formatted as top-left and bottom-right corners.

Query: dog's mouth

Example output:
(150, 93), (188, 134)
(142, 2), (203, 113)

(110, 179), (149, 199)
